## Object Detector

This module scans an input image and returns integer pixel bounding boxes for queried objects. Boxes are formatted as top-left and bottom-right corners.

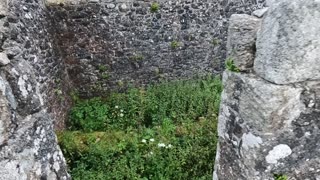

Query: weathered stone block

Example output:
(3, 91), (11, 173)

(227, 14), (261, 71)
(254, 0), (320, 84)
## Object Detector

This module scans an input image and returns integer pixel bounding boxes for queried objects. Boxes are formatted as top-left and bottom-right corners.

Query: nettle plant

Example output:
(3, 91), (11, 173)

(274, 174), (288, 180)
(225, 57), (240, 72)
(130, 54), (144, 61)
(170, 40), (179, 49)
(150, 2), (160, 13)
(58, 76), (223, 180)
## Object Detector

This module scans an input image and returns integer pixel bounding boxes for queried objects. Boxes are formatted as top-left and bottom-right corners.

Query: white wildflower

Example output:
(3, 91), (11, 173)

(115, 106), (119, 109)
(158, 143), (166, 148)
(141, 139), (147, 143)
(167, 144), (173, 148)
(147, 151), (154, 157)
(120, 109), (124, 112)
(120, 113), (124, 117)
(149, 138), (155, 142)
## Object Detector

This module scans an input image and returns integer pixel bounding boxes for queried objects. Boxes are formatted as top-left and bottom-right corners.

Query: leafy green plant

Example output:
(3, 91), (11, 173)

(274, 174), (288, 180)
(98, 65), (107, 72)
(117, 80), (124, 87)
(68, 98), (109, 132)
(171, 40), (179, 49)
(54, 88), (65, 101)
(70, 90), (80, 103)
(211, 38), (220, 46)
(101, 72), (109, 80)
(59, 76), (223, 179)
(150, 2), (160, 13)
(225, 58), (240, 72)
(130, 54), (144, 61)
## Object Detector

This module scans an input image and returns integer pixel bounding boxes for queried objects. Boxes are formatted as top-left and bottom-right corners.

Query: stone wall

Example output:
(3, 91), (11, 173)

(0, 0), (69, 179)
(48, 0), (265, 97)
(214, 0), (320, 179)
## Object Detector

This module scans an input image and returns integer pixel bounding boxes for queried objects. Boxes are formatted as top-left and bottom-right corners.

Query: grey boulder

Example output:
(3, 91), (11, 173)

(254, 0), (320, 84)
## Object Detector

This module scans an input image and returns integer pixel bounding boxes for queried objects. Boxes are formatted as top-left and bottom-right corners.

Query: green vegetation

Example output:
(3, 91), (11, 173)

(54, 88), (65, 101)
(150, 2), (160, 13)
(101, 72), (109, 80)
(225, 58), (240, 72)
(130, 54), (144, 61)
(274, 174), (288, 180)
(98, 65), (107, 72)
(170, 41), (179, 49)
(117, 80), (124, 87)
(98, 65), (109, 80)
(59, 76), (222, 180)
(211, 38), (220, 46)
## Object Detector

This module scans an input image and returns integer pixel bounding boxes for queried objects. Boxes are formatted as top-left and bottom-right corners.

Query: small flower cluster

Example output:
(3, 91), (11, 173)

(141, 138), (173, 148)
(141, 138), (154, 143)
(114, 105), (124, 117)
(158, 143), (172, 148)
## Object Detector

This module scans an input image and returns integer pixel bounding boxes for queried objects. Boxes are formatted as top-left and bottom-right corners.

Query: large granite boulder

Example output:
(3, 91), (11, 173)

(254, 0), (320, 84)
(214, 0), (320, 179)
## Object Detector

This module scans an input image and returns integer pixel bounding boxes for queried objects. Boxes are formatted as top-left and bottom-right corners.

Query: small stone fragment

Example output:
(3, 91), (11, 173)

(106, 3), (115, 9)
(0, 52), (10, 66)
(252, 7), (269, 18)
(119, 4), (128, 12)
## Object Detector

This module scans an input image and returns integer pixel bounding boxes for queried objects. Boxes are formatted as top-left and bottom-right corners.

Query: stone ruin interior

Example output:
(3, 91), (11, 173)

(0, 0), (319, 179)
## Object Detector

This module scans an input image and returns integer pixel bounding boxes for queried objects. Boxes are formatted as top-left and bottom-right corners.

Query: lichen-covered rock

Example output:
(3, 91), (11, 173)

(254, 0), (320, 84)
(214, 71), (320, 180)
(0, 109), (70, 180)
(227, 14), (261, 71)
(0, 0), (70, 179)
